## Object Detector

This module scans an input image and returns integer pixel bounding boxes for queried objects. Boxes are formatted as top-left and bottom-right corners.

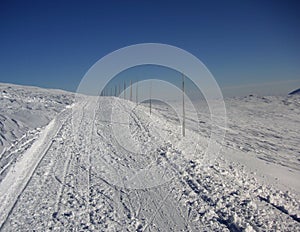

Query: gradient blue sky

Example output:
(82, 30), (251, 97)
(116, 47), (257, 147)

(0, 0), (299, 96)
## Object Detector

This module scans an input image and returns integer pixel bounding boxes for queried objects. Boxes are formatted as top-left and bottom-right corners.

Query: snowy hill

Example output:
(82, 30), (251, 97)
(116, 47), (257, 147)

(289, 88), (300, 95)
(0, 84), (299, 231)
(0, 83), (74, 179)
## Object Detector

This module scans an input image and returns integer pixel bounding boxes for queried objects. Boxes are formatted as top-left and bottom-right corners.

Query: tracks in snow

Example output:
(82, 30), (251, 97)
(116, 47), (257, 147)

(0, 108), (71, 230)
(0, 97), (299, 231)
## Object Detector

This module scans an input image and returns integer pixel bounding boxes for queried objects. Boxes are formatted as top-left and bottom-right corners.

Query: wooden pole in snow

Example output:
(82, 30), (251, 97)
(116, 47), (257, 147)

(136, 80), (138, 104)
(124, 81), (126, 99)
(149, 81), (152, 115)
(182, 73), (185, 137)
(130, 80), (132, 101)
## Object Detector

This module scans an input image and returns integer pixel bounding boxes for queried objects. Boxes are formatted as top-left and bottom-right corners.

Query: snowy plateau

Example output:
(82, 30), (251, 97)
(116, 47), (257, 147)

(0, 83), (299, 231)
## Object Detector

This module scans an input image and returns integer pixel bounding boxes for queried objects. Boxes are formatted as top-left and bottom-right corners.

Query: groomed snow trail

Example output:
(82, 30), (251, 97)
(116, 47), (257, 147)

(0, 97), (299, 231)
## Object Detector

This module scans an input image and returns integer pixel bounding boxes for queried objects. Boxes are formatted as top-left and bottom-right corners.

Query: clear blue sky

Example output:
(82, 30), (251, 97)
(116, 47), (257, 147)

(0, 0), (299, 96)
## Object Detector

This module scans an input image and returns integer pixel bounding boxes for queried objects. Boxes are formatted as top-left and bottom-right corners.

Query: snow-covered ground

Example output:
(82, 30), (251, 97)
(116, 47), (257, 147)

(151, 95), (300, 195)
(0, 84), (299, 231)
(0, 83), (73, 181)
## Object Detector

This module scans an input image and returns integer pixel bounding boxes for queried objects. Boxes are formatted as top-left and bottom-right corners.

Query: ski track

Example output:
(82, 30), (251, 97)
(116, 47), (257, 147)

(0, 96), (299, 231)
(0, 107), (72, 230)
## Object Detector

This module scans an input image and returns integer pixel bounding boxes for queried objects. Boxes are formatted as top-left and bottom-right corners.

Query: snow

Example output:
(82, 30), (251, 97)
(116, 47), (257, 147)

(0, 84), (299, 231)
(0, 83), (73, 152)
(0, 83), (73, 181)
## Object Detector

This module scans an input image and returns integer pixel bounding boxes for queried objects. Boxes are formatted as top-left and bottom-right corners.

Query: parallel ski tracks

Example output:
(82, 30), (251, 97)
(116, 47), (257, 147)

(0, 108), (72, 230)
(2, 97), (299, 231)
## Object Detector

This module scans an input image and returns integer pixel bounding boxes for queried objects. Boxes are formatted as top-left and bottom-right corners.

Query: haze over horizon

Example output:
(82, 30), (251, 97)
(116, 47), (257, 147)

(0, 0), (299, 97)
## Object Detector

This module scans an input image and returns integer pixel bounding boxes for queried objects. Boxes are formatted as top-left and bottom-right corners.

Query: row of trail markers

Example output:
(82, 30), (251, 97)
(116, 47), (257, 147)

(101, 74), (186, 137)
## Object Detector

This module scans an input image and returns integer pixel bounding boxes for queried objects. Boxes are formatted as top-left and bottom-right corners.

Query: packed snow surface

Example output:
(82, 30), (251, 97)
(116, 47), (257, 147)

(0, 84), (299, 231)
(0, 83), (73, 182)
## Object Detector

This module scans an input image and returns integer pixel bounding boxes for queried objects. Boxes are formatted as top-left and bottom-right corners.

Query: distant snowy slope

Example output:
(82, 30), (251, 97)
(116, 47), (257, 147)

(289, 88), (300, 95)
(152, 94), (300, 193)
(225, 95), (300, 170)
(0, 83), (73, 156)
